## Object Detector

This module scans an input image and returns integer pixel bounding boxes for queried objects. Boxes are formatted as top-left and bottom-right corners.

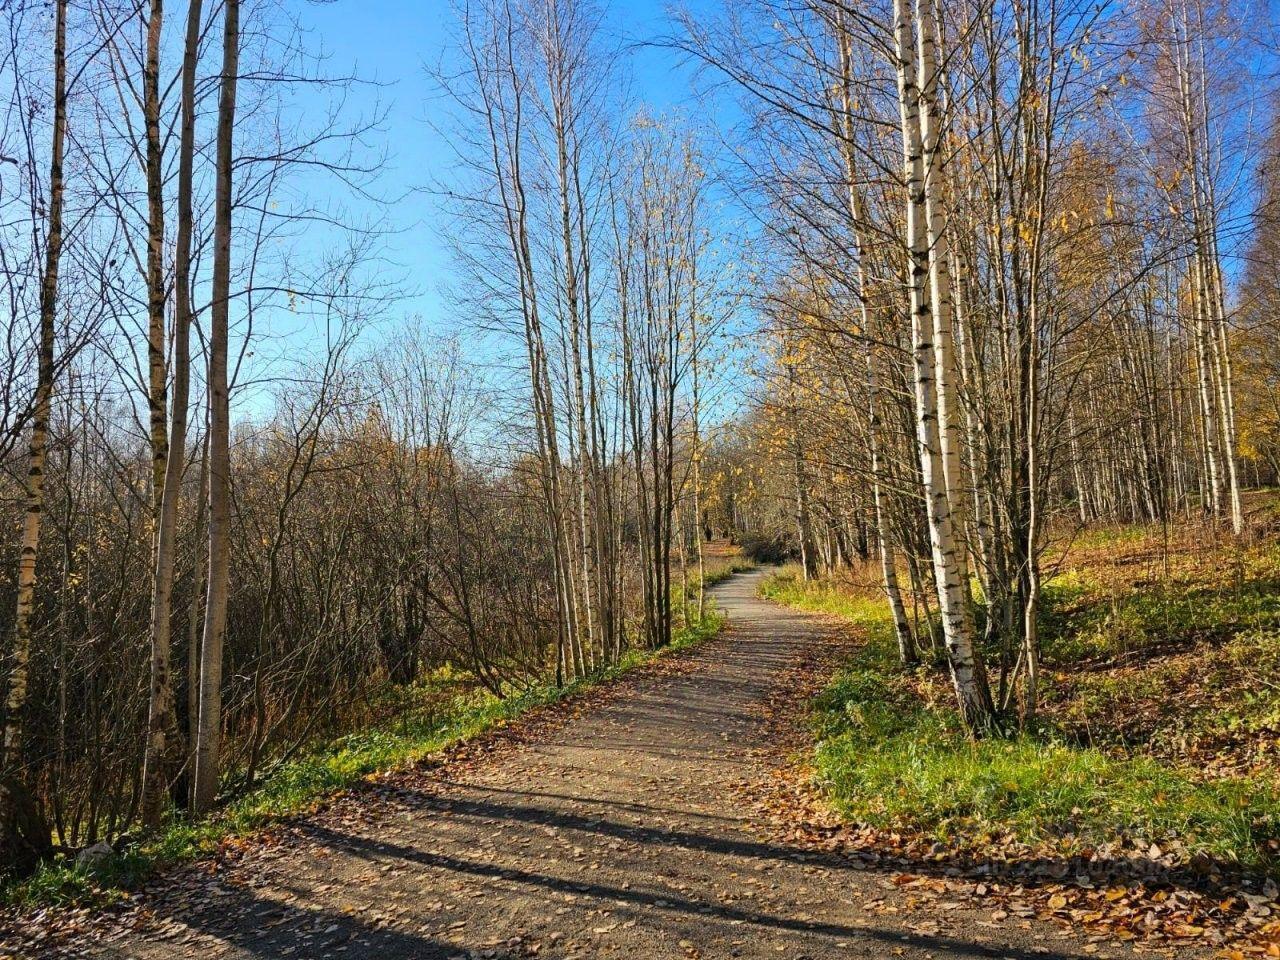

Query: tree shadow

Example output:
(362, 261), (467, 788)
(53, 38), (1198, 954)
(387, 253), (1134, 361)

(89, 880), (498, 959)
(390, 780), (1253, 901)
(279, 814), (1092, 960)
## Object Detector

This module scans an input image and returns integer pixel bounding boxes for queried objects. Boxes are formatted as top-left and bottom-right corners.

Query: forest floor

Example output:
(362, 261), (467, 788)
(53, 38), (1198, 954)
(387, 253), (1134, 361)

(0, 567), (1155, 960)
(762, 505), (1280, 960)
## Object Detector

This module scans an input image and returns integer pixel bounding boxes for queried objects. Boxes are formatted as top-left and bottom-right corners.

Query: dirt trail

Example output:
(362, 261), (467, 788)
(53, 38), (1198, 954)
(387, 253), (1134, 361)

(27, 569), (1122, 959)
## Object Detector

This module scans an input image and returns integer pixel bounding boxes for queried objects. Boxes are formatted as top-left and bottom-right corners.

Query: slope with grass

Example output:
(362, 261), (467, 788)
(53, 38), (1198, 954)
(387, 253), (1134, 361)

(760, 512), (1280, 880)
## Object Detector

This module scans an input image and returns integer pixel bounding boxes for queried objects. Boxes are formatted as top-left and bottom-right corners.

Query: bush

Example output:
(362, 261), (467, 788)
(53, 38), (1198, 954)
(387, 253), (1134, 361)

(738, 531), (796, 565)
(4, 605), (728, 909)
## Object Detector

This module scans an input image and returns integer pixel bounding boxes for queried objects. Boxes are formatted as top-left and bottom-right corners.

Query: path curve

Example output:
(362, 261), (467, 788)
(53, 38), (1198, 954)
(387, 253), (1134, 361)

(32, 569), (1104, 959)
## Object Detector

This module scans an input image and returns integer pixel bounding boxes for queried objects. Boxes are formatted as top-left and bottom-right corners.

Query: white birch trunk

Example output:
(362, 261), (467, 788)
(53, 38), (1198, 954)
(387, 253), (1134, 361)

(835, 17), (914, 661)
(893, 0), (992, 730)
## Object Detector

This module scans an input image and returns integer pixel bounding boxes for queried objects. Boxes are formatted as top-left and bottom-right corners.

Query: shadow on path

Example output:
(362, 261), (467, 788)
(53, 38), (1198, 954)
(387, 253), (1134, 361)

(264, 819), (1089, 960)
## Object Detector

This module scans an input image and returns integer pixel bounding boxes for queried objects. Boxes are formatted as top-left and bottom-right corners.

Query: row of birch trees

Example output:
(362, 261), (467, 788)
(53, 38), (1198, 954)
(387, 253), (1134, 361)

(684, 0), (1268, 732)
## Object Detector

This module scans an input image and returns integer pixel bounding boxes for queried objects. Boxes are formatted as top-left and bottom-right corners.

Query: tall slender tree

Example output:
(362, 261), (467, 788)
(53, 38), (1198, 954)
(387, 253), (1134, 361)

(142, 0), (203, 829)
(193, 0), (239, 815)
(1, 0), (67, 873)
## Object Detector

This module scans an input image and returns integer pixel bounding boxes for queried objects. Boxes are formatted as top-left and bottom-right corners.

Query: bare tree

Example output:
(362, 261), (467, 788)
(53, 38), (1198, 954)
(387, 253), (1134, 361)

(193, 0), (239, 815)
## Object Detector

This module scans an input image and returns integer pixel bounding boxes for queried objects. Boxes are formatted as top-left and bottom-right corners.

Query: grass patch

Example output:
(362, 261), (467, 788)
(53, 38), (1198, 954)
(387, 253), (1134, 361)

(1051, 626), (1280, 760)
(814, 670), (1279, 866)
(1039, 530), (1280, 664)
(759, 565), (890, 626)
(700, 557), (757, 588)
(761, 568), (1280, 873)
(5, 604), (727, 910)
(1040, 574), (1280, 665)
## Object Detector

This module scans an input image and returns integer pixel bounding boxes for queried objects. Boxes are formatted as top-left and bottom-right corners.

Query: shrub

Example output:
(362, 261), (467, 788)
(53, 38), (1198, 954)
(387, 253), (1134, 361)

(738, 531), (796, 565)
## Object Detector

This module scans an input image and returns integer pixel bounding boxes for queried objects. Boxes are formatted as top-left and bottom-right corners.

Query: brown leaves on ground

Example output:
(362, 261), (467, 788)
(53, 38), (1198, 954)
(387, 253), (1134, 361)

(739, 634), (1280, 959)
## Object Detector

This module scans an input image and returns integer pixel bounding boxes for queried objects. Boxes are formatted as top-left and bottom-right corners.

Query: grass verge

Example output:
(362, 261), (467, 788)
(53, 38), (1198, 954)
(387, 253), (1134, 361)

(673, 554), (757, 607)
(6, 604), (727, 910)
(760, 566), (1280, 874)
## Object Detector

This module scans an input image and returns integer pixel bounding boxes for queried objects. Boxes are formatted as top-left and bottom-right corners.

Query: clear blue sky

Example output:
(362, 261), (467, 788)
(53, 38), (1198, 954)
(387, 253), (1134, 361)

(291, 0), (725, 336)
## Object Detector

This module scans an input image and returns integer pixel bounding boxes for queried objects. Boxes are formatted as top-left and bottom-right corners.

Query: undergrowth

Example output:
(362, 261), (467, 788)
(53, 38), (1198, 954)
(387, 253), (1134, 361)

(6, 602), (728, 910)
(761, 564), (1280, 874)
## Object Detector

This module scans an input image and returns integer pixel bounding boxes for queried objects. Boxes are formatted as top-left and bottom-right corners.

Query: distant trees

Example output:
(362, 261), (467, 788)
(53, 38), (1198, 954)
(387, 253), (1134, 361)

(447, 0), (608, 679)
(617, 121), (710, 648)
(1237, 111), (1280, 481)
(442, 0), (723, 666)
(1144, 0), (1245, 533)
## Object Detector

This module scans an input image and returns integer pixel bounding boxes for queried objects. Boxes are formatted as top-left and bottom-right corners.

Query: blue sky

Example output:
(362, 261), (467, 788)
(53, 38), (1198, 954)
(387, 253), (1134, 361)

(292, 0), (724, 335)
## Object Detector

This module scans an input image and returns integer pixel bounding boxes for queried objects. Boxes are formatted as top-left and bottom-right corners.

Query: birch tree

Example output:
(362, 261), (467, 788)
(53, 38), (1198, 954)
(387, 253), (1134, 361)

(0, 0), (66, 874)
(142, 0), (202, 830)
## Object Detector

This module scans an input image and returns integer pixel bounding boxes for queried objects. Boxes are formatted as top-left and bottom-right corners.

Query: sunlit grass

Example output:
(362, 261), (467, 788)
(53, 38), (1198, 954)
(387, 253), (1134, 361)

(758, 563), (890, 625)
(761, 568), (1280, 873)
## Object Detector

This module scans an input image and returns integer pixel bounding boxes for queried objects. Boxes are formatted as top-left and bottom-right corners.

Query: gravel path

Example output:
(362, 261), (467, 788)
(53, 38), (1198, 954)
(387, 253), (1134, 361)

(29, 569), (1114, 959)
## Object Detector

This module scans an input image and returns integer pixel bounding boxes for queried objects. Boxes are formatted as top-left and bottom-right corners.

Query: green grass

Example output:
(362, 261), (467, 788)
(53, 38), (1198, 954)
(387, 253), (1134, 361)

(813, 668), (1279, 866)
(6, 606), (727, 910)
(1053, 626), (1280, 752)
(758, 565), (891, 627)
(1038, 539), (1280, 664)
(1041, 577), (1280, 664)
(1032, 539), (1280, 764)
(1065, 523), (1153, 550)
(761, 569), (1280, 873)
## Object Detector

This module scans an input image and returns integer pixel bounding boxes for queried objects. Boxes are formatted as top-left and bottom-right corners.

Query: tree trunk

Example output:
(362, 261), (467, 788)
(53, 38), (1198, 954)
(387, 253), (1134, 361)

(914, 0), (971, 595)
(143, 0), (203, 829)
(5, 0), (65, 774)
(835, 16), (915, 664)
(893, 0), (994, 731)
(194, 0), (240, 815)
(0, 0), (66, 875)
(144, 0), (169, 516)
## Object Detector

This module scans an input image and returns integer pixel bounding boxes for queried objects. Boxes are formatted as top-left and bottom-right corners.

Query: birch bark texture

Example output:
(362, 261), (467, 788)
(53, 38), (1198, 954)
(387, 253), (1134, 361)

(893, 0), (995, 730)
